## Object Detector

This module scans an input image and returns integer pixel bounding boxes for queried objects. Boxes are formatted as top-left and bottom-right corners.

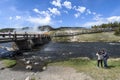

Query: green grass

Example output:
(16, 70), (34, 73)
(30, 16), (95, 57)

(51, 31), (120, 42)
(77, 32), (120, 42)
(2, 59), (17, 68)
(49, 58), (120, 80)
(31, 77), (36, 80)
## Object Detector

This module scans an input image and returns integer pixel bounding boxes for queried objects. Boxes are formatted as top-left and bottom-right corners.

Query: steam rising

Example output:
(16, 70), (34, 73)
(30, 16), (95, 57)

(14, 26), (48, 34)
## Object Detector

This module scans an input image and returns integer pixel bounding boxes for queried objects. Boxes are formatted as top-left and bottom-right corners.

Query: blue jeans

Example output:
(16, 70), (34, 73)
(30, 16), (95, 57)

(103, 59), (108, 68)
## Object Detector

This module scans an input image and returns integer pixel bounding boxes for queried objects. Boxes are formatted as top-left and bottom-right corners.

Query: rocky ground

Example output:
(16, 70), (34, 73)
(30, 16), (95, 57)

(0, 60), (94, 80)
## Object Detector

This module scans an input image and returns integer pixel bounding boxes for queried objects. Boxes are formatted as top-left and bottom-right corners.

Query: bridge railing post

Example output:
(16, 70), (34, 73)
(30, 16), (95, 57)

(14, 31), (17, 40)
(34, 34), (36, 38)
(29, 35), (31, 39)
(38, 34), (40, 38)
(23, 32), (28, 39)
(26, 33), (28, 39)
(9, 32), (11, 38)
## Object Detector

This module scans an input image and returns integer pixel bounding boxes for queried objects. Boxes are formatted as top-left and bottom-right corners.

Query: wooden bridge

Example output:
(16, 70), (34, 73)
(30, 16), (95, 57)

(0, 32), (51, 50)
(0, 32), (51, 42)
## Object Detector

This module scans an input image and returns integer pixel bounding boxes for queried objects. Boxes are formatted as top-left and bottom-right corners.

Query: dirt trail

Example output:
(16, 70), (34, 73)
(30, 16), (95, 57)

(0, 61), (94, 80)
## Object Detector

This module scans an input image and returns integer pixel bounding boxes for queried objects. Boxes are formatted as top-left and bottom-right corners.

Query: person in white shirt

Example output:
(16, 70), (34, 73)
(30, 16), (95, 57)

(96, 51), (103, 67)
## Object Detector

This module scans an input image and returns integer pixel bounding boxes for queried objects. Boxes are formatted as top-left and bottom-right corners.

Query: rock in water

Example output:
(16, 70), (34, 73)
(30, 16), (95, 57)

(26, 65), (32, 70)
(12, 42), (19, 50)
(34, 62), (39, 65)
(42, 66), (47, 70)
(0, 67), (5, 70)
(25, 76), (30, 80)
(26, 60), (31, 64)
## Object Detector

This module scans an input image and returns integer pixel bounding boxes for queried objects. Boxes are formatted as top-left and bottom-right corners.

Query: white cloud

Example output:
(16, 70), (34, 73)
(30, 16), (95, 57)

(63, 10), (68, 14)
(82, 21), (105, 27)
(74, 6), (86, 18)
(86, 9), (91, 14)
(9, 16), (21, 20)
(48, 8), (60, 15)
(75, 6), (86, 13)
(27, 16), (51, 25)
(58, 20), (63, 23)
(107, 16), (120, 22)
(63, 1), (72, 9)
(27, 8), (52, 25)
(74, 13), (80, 18)
(33, 8), (50, 17)
(92, 12), (96, 15)
(9, 16), (13, 20)
(82, 16), (120, 27)
(15, 16), (21, 20)
(33, 8), (40, 13)
(31, 8), (63, 26)
(39, 11), (50, 17)
(93, 14), (102, 21)
(51, 0), (62, 8)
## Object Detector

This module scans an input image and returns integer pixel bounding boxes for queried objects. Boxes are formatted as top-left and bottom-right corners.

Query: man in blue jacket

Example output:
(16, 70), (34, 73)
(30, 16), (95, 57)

(102, 49), (109, 68)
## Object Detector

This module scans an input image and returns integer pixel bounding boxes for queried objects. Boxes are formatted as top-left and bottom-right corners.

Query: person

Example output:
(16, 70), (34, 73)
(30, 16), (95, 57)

(9, 32), (11, 38)
(96, 51), (103, 67)
(24, 32), (28, 39)
(102, 49), (109, 68)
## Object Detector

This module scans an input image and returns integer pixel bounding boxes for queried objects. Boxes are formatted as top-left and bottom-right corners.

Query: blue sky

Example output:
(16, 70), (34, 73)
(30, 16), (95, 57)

(0, 0), (120, 28)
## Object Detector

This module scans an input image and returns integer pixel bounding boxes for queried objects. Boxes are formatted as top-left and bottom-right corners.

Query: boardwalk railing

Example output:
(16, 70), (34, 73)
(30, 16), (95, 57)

(0, 32), (50, 43)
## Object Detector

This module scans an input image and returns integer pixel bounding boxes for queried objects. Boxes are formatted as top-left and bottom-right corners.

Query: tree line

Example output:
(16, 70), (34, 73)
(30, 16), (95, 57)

(91, 21), (120, 35)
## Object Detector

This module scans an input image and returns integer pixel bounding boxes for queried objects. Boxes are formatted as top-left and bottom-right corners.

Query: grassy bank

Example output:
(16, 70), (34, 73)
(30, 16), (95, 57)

(76, 32), (120, 42)
(51, 32), (120, 42)
(49, 58), (120, 80)
(2, 59), (16, 68)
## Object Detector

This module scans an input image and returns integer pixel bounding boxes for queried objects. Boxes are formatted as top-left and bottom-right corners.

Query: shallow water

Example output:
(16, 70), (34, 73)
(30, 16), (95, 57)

(37, 42), (120, 59)
(1, 42), (120, 59)
(1, 42), (120, 71)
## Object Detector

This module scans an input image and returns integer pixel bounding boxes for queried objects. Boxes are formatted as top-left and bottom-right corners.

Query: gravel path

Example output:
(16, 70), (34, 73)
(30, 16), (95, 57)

(0, 60), (94, 80)
(37, 66), (94, 80)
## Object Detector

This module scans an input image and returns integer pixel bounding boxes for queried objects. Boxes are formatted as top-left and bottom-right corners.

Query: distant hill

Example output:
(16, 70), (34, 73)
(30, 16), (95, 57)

(0, 26), (87, 32)
(38, 26), (86, 31)
(38, 25), (54, 31)
(21, 27), (30, 30)
(54, 27), (87, 30)
(0, 28), (15, 32)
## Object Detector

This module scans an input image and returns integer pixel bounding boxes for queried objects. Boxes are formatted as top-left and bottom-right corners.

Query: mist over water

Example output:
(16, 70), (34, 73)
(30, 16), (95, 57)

(14, 26), (48, 34)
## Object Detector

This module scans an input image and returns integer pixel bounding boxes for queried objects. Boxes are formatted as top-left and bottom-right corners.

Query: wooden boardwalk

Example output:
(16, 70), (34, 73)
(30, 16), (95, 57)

(0, 32), (50, 43)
